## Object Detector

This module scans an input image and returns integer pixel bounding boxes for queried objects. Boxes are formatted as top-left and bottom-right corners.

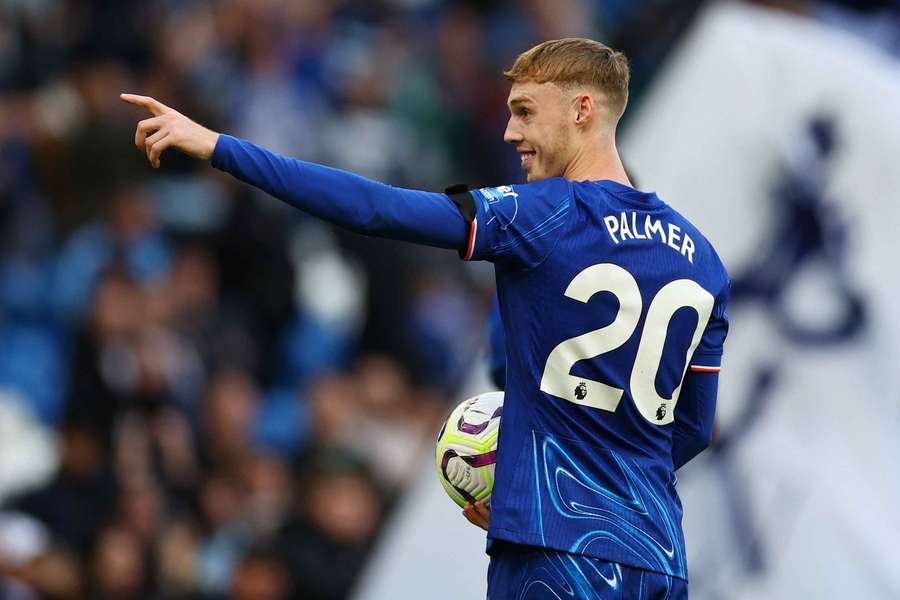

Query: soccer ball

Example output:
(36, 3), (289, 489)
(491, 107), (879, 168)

(435, 391), (503, 508)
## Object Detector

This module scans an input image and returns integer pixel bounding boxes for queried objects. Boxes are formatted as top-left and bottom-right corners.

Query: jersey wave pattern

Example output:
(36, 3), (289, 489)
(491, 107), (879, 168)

(463, 178), (729, 581)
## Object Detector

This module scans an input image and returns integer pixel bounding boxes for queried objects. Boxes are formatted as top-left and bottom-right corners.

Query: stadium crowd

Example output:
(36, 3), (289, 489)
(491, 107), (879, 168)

(0, 0), (893, 598)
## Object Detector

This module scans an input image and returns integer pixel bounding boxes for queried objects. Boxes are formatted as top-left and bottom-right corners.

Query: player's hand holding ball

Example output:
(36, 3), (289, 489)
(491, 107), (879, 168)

(463, 500), (490, 531)
(434, 391), (502, 531)
(120, 93), (219, 168)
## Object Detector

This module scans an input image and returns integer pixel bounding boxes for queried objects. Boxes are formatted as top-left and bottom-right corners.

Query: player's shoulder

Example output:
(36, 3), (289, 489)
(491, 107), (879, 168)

(465, 178), (573, 268)
(676, 208), (726, 272)
(472, 177), (571, 206)
(470, 178), (573, 231)
(666, 203), (730, 290)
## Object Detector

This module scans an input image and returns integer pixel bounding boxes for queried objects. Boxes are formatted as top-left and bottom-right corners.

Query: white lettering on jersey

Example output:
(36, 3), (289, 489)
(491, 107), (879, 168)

(645, 215), (666, 244)
(619, 212), (634, 240)
(631, 211), (647, 239)
(603, 211), (695, 264)
(667, 223), (682, 251)
(604, 215), (620, 243)
(681, 234), (695, 264)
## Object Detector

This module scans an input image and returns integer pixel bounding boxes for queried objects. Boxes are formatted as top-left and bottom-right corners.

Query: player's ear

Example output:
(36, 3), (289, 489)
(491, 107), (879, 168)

(573, 93), (593, 127)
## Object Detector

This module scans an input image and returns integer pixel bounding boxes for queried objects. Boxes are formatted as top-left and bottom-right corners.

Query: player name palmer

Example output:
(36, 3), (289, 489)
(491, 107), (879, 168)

(603, 211), (695, 264)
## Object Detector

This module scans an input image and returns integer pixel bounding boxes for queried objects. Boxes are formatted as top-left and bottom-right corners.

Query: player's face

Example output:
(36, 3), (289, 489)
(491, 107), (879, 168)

(504, 81), (574, 182)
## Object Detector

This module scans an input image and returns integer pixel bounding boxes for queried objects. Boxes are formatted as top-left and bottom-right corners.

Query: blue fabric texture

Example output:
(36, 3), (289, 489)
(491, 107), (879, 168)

(211, 134), (468, 249)
(487, 540), (688, 600)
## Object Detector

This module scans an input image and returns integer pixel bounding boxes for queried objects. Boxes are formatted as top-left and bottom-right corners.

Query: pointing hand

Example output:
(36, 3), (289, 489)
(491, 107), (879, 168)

(120, 93), (220, 168)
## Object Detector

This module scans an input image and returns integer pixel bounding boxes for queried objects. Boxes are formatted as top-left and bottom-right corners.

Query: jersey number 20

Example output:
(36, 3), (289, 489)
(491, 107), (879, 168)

(539, 263), (714, 425)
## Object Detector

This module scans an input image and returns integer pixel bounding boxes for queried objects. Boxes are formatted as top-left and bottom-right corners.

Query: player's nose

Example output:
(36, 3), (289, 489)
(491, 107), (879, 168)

(503, 118), (522, 145)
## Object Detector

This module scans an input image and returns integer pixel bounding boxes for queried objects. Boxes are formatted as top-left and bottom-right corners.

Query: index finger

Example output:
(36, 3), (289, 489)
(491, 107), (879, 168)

(119, 93), (171, 117)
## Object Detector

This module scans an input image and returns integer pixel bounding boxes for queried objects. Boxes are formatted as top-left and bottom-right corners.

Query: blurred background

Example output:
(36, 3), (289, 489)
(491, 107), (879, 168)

(0, 0), (898, 598)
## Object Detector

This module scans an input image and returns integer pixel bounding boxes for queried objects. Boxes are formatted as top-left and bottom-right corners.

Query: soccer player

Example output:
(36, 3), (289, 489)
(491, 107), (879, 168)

(122, 38), (728, 599)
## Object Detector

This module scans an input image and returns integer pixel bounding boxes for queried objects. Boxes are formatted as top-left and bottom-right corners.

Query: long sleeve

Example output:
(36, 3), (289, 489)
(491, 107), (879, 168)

(671, 370), (718, 470)
(486, 298), (507, 390)
(211, 134), (469, 249)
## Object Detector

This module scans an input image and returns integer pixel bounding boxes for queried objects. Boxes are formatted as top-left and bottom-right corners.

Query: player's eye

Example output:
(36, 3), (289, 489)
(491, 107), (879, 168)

(520, 108), (530, 118)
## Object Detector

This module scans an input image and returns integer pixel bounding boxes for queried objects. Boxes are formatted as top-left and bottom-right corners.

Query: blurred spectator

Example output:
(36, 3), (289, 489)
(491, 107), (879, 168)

(304, 358), (443, 492)
(90, 526), (148, 600)
(202, 368), (260, 473)
(1, 543), (81, 600)
(53, 182), (170, 323)
(240, 453), (293, 542)
(0, 391), (57, 503)
(230, 547), (293, 600)
(277, 447), (384, 600)
(156, 517), (202, 596)
(307, 373), (362, 448)
(10, 420), (116, 557)
(348, 356), (440, 490)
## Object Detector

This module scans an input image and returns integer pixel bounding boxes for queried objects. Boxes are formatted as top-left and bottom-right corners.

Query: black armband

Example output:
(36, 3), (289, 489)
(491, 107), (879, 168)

(445, 184), (478, 260)
(445, 184), (475, 222)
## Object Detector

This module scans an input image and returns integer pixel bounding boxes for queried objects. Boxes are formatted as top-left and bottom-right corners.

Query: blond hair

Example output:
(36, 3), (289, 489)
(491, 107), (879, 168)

(504, 38), (630, 119)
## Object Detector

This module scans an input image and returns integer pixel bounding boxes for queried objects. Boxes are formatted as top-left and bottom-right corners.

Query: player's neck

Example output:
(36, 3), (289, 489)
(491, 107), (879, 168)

(562, 138), (632, 188)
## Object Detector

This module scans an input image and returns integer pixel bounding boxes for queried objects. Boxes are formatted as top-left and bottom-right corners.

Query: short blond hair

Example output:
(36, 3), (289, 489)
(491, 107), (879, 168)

(504, 38), (630, 118)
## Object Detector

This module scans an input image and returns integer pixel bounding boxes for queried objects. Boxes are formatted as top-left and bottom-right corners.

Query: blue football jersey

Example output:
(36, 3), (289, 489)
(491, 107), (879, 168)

(461, 178), (729, 580)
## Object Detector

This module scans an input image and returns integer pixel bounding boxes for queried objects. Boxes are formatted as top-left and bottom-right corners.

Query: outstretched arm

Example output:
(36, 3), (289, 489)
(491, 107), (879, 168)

(120, 94), (468, 249)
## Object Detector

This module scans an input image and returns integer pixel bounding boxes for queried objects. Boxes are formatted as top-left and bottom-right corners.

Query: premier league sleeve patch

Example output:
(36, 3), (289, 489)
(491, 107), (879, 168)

(477, 186), (519, 230)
